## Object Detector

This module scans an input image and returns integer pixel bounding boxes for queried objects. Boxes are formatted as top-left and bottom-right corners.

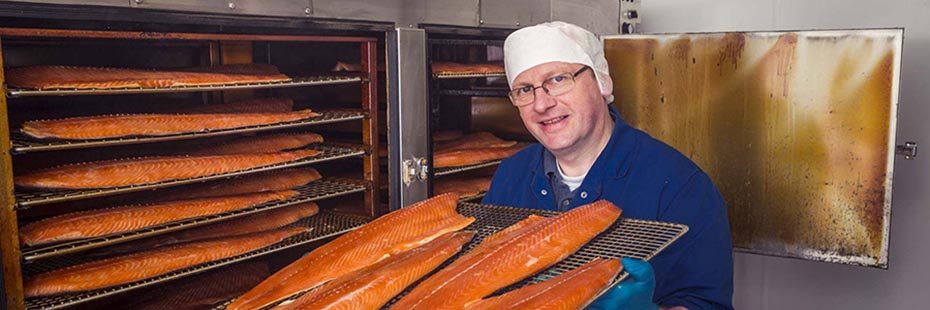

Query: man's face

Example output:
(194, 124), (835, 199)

(511, 61), (607, 154)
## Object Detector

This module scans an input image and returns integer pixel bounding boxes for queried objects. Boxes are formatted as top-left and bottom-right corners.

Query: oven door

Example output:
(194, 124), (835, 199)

(602, 29), (904, 268)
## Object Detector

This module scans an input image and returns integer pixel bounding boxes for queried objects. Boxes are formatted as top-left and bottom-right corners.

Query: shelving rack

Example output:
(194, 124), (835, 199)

(0, 26), (384, 309)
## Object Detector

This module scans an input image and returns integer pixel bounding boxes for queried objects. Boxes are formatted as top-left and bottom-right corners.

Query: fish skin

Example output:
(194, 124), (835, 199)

(21, 110), (319, 140)
(88, 202), (319, 258)
(433, 175), (493, 198)
(190, 132), (323, 156)
(434, 132), (517, 152)
(15, 149), (320, 190)
(162, 167), (321, 200)
(6, 64), (290, 90)
(185, 98), (295, 114)
(277, 231), (475, 310)
(433, 144), (526, 168)
(23, 226), (307, 297)
(19, 190), (299, 246)
(464, 258), (622, 310)
(227, 193), (475, 310)
(119, 262), (271, 310)
(391, 200), (622, 310)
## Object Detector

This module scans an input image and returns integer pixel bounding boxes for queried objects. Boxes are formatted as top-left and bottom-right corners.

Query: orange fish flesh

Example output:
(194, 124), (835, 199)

(21, 110), (318, 140)
(391, 200), (622, 309)
(15, 149), (320, 190)
(463, 258), (622, 310)
(277, 231), (474, 310)
(227, 193), (474, 310)
(19, 190), (299, 246)
(23, 226), (306, 297)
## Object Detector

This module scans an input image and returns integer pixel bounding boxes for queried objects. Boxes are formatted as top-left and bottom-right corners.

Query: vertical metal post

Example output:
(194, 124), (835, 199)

(0, 37), (25, 310)
(361, 40), (381, 217)
(387, 28), (429, 210)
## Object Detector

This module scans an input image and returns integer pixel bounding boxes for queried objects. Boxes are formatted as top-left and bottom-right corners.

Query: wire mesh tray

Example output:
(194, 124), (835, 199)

(6, 76), (362, 98)
(10, 110), (366, 154)
(14, 144), (366, 209)
(20, 178), (368, 261)
(380, 203), (689, 308)
(22, 209), (370, 310)
(433, 72), (506, 79)
(433, 160), (501, 177)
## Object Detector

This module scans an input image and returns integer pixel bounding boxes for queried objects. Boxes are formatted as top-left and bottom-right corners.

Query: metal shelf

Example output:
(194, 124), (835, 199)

(434, 160), (502, 177)
(10, 110), (365, 154)
(437, 89), (509, 97)
(14, 144), (366, 209)
(433, 72), (506, 80)
(427, 38), (505, 46)
(20, 178), (367, 261)
(6, 76), (361, 98)
(382, 203), (689, 307)
(22, 209), (370, 310)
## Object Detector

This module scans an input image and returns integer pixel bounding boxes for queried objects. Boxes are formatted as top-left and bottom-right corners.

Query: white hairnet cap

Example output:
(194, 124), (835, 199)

(504, 21), (614, 103)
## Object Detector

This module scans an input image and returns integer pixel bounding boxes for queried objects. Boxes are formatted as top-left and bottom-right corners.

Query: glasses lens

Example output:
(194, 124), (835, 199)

(544, 73), (575, 96)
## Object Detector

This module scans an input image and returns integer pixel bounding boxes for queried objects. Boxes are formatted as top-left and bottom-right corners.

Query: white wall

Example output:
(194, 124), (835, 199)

(640, 0), (930, 308)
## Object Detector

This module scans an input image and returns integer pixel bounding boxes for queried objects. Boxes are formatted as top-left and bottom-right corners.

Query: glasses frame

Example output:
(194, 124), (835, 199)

(508, 66), (591, 107)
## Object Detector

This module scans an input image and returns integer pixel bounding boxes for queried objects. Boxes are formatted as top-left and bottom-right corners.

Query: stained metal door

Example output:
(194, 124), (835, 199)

(602, 29), (905, 268)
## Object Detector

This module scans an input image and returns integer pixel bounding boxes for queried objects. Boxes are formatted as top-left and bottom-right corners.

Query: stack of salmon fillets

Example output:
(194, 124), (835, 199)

(226, 193), (625, 310)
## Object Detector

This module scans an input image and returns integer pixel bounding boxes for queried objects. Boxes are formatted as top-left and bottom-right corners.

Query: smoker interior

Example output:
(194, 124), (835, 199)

(0, 12), (390, 309)
(424, 25), (533, 202)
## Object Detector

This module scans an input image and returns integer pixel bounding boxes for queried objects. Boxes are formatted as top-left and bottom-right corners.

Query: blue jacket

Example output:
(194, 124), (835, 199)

(482, 106), (734, 309)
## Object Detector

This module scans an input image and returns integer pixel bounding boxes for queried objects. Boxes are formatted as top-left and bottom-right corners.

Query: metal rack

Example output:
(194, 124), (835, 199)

(20, 178), (367, 261)
(6, 76), (361, 98)
(14, 144), (365, 209)
(433, 72), (506, 80)
(22, 209), (371, 310)
(11, 109), (366, 154)
(381, 203), (689, 307)
(0, 26), (383, 309)
(433, 160), (503, 177)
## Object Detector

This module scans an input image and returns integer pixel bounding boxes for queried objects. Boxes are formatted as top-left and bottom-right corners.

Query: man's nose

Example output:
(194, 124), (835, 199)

(531, 87), (556, 114)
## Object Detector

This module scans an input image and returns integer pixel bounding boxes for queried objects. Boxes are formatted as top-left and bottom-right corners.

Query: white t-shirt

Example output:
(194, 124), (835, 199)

(557, 163), (587, 192)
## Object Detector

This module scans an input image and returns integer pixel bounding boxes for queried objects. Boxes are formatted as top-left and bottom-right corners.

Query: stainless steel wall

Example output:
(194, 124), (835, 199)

(641, 0), (929, 308)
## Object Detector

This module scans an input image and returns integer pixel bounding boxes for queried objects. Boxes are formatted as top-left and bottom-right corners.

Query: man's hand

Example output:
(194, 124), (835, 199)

(587, 257), (659, 310)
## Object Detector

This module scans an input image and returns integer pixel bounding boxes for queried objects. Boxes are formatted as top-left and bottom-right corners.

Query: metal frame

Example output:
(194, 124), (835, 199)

(387, 28), (430, 209)
(0, 25), (384, 309)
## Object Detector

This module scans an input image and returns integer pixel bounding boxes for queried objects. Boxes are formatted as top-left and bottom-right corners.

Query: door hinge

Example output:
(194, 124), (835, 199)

(402, 157), (429, 186)
(896, 141), (917, 160)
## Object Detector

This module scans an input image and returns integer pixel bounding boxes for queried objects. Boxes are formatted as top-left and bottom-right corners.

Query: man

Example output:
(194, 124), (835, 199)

(482, 21), (734, 309)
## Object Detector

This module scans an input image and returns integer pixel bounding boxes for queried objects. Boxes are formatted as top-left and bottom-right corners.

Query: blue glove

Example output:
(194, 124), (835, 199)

(586, 257), (659, 310)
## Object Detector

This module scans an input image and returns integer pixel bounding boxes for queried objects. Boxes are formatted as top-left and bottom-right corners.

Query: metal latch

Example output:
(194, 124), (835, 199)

(402, 157), (430, 186)
(896, 141), (917, 159)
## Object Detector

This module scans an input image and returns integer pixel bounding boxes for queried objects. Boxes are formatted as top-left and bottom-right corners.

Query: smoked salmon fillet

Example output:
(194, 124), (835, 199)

(434, 175), (492, 197)
(21, 110), (318, 140)
(185, 98), (295, 114)
(434, 132), (517, 152)
(432, 130), (463, 142)
(23, 226), (307, 297)
(227, 193), (475, 310)
(190, 132), (323, 155)
(15, 149), (320, 190)
(431, 62), (505, 75)
(89, 202), (318, 257)
(392, 200), (622, 309)
(162, 167), (321, 200)
(19, 190), (299, 246)
(5, 64), (290, 90)
(464, 258), (622, 310)
(277, 231), (474, 310)
(433, 144), (526, 168)
(120, 262), (271, 310)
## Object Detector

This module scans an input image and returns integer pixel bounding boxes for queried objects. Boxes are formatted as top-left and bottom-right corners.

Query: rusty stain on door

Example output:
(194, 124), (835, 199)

(603, 29), (902, 267)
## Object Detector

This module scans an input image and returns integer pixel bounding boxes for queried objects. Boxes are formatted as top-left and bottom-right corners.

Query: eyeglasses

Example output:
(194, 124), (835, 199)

(508, 66), (591, 107)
